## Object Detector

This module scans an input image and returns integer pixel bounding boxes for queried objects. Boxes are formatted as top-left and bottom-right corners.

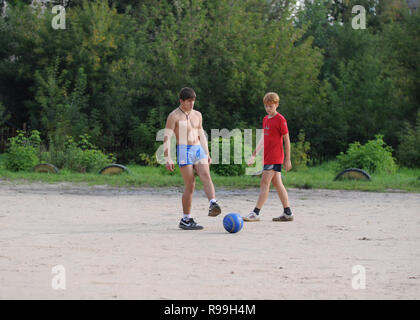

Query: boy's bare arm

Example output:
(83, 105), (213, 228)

(283, 133), (292, 171)
(164, 114), (176, 171)
(252, 136), (264, 157)
(247, 136), (264, 166)
(198, 113), (211, 163)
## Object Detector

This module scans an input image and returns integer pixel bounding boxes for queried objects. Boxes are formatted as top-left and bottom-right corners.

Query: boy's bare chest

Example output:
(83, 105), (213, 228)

(175, 114), (200, 129)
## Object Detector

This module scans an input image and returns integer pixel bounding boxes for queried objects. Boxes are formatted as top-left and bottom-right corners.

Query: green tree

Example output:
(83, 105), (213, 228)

(397, 110), (420, 168)
(1, 1), (148, 154)
(7, 0), (418, 166)
(295, 0), (416, 161)
(382, 8), (420, 129)
(34, 58), (89, 147)
(0, 101), (9, 126)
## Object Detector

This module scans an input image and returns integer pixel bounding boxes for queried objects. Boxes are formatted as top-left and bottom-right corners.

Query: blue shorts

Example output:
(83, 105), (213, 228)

(263, 164), (282, 172)
(177, 145), (208, 167)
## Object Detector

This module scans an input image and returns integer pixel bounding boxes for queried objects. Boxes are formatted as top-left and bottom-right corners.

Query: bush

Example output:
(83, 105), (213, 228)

(4, 130), (41, 171)
(291, 130), (310, 171)
(139, 152), (159, 167)
(209, 136), (246, 176)
(5, 145), (39, 172)
(42, 134), (113, 173)
(80, 149), (112, 173)
(335, 135), (397, 174)
(397, 111), (420, 168)
(0, 154), (5, 169)
(211, 163), (245, 176)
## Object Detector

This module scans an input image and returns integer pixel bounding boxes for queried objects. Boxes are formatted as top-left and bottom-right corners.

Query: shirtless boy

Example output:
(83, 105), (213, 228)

(164, 87), (221, 230)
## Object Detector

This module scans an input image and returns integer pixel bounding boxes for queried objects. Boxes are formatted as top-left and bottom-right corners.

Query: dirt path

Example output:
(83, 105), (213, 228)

(0, 181), (419, 299)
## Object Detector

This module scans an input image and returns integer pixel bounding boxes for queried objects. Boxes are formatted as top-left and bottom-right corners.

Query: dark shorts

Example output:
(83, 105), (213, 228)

(263, 164), (282, 172)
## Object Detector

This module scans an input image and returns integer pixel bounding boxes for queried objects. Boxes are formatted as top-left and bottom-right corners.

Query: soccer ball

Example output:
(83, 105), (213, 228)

(223, 213), (244, 233)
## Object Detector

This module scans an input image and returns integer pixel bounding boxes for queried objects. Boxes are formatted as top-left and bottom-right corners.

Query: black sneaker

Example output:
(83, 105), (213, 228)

(272, 213), (294, 222)
(208, 201), (221, 217)
(179, 218), (204, 230)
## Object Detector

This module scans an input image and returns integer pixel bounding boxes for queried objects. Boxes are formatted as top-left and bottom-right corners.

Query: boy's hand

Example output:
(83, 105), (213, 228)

(284, 159), (292, 172)
(208, 156), (212, 165)
(165, 159), (175, 172)
(247, 155), (256, 166)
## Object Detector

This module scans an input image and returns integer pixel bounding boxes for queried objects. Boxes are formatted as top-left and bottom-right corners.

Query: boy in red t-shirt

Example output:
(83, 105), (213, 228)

(244, 92), (294, 222)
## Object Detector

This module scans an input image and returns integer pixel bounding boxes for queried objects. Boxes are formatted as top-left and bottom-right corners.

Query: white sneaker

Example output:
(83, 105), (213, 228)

(243, 211), (260, 222)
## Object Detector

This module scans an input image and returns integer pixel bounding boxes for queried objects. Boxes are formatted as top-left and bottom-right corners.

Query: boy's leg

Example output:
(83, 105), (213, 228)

(194, 162), (221, 217)
(272, 172), (293, 221)
(179, 165), (196, 215)
(193, 163), (215, 201)
(244, 170), (275, 221)
(271, 172), (290, 208)
(255, 170), (276, 209)
(179, 165), (203, 229)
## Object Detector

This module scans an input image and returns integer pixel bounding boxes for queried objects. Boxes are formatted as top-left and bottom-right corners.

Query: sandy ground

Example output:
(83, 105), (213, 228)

(0, 180), (419, 300)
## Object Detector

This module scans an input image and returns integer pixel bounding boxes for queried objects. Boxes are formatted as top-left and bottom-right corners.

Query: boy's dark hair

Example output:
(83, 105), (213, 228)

(179, 87), (196, 101)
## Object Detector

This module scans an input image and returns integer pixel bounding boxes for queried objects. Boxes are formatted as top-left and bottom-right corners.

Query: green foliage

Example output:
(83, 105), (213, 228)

(211, 163), (245, 177)
(209, 136), (246, 176)
(0, 0), (323, 160)
(0, 0), (419, 167)
(138, 152), (159, 167)
(382, 8), (420, 131)
(397, 111), (420, 168)
(77, 133), (96, 151)
(129, 108), (164, 163)
(335, 135), (397, 174)
(43, 134), (112, 172)
(0, 102), (9, 126)
(80, 149), (113, 173)
(4, 145), (38, 172)
(291, 130), (310, 171)
(34, 58), (89, 142)
(296, 0), (418, 160)
(4, 130), (40, 171)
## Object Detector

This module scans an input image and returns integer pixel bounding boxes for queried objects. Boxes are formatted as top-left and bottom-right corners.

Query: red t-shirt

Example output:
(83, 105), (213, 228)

(263, 113), (288, 165)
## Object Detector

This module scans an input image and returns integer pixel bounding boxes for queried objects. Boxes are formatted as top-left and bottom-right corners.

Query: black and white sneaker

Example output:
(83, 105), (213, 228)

(272, 213), (294, 222)
(208, 201), (221, 217)
(179, 218), (204, 230)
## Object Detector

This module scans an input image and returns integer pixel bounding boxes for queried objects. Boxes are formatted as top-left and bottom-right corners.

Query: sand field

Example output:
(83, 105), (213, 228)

(0, 181), (419, 299)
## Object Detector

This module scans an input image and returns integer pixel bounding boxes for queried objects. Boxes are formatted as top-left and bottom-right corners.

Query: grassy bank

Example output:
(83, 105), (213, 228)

(1, 154), (419, 192)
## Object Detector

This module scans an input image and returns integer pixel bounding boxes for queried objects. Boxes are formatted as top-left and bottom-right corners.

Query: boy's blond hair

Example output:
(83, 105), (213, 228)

(263, 92), (280, 104)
